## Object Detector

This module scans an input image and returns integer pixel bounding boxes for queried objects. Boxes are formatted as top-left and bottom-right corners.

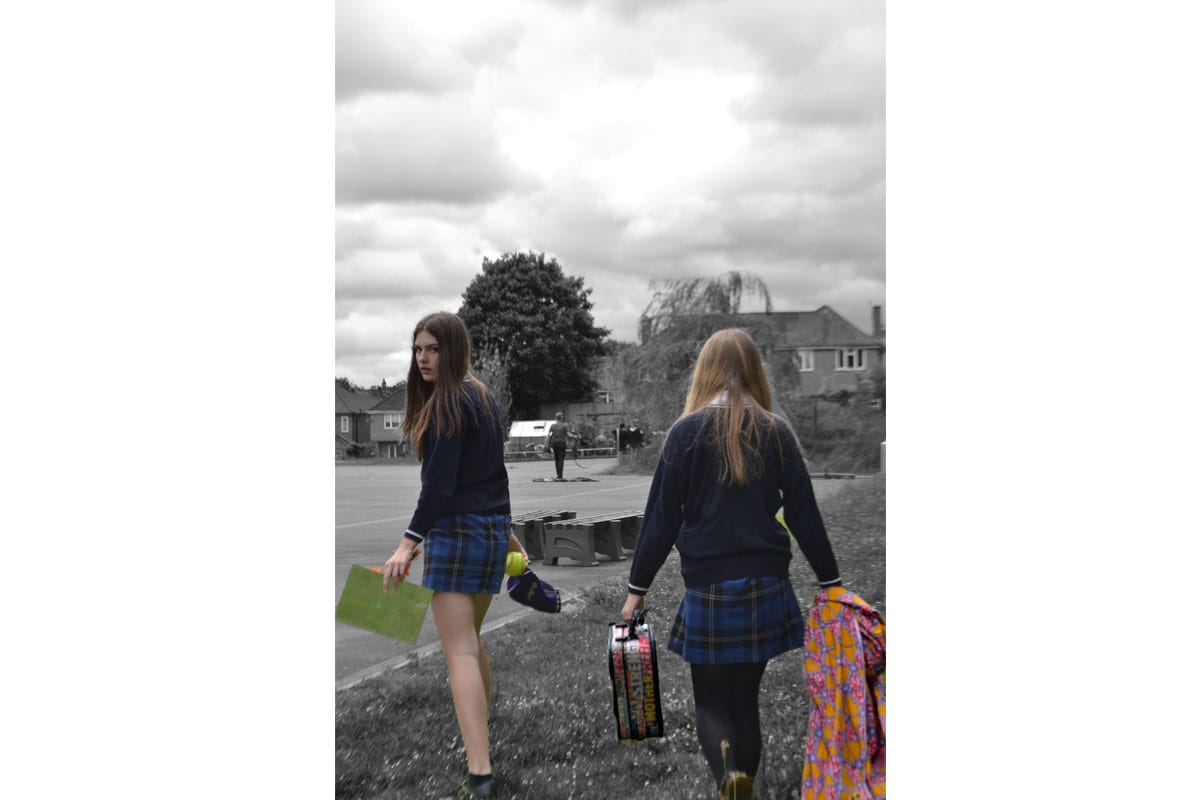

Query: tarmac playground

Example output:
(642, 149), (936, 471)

(335, 455), (851, 690)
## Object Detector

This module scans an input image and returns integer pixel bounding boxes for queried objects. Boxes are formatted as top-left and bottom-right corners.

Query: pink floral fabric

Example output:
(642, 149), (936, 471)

(801, 587), (886, 800)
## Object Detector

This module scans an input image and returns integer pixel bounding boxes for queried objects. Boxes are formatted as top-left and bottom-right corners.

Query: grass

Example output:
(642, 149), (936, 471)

(336, 477), (885, 799)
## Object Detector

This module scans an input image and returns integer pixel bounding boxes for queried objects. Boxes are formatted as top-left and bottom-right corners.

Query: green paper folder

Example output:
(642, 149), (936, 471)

(336, 565), (433, 642)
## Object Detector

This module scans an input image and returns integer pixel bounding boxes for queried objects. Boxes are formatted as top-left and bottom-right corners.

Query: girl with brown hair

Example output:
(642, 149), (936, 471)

(382, 311), (525, 800)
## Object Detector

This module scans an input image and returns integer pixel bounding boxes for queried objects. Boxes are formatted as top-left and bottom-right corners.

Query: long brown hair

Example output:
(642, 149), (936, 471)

(402, 312), (495, 460)
(681, 328), (778, 485)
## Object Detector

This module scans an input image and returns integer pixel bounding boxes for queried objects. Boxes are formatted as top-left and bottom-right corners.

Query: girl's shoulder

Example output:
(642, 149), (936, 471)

(763, 410), (789, 428)
(662, 411), (708, 448)
(760, 411), (801, 448)
(672, 410), (709, 433)
(458, 378), (486, 404)
(459, 378), (500, 418)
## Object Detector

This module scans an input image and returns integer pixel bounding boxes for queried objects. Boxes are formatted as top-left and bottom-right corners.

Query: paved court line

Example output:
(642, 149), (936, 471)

(336, 516), (408, 530)
(533, 479), (653, 503)
(335, 480), (653, 530)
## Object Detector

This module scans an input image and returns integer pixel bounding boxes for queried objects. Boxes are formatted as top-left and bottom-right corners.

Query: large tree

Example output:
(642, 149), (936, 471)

(458, 251), (610, 419)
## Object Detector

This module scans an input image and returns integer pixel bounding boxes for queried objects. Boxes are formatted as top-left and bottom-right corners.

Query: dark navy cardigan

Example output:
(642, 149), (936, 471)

(403, 382), (511, 543)
(627, 408), (841, 595)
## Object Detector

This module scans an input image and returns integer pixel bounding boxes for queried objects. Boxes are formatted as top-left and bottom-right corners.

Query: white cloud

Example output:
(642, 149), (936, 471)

(336, 94), (533, 205)
(335, 1), (470, 101)
(334, 0), (885, 381)
(336, 204), (495, 298)
(335, 305), (413, 359)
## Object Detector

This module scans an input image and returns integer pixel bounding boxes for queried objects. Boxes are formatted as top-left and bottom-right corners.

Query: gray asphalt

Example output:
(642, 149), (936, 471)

(335, 455), (852, 690)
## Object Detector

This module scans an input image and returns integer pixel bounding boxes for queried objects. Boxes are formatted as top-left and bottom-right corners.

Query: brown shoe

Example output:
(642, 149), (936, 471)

(719, 771), (754, 800)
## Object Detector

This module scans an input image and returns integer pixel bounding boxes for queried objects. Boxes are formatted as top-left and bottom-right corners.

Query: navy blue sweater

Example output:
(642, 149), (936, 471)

(627, 408), (841, 595)
(403, 382), (511, 542)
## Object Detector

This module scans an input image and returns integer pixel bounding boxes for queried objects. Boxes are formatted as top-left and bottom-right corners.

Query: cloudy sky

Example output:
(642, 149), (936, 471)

(335, 0), (884, 388)
(10, 5), (1200, 791)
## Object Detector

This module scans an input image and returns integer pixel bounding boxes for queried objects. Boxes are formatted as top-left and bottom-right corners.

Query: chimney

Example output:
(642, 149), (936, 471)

(871, 305), (883, 338)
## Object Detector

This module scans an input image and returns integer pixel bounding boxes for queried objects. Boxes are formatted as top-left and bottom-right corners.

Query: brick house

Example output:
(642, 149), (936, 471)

(335, 384), (380, 459)
(367, 388), (409, 459)
(745, 305), (884, 396)
(636, 304), (884, 398)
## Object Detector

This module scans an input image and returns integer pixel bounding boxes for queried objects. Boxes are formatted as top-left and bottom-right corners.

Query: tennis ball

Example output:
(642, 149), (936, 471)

(505, 551), (527, 576)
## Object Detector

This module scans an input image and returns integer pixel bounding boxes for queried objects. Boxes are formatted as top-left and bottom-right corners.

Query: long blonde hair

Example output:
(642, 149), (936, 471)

(681, 328), (777, 485)
(402, 312), (495, 460)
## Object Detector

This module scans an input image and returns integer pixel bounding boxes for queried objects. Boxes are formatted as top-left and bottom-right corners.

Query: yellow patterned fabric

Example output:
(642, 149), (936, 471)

(801, 587), (886, 800)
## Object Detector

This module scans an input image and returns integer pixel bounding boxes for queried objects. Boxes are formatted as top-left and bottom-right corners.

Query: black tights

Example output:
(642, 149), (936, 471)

(689, 661), (768, 785)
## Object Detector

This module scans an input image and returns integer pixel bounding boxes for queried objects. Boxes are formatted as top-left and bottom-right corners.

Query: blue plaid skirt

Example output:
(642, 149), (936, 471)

(421, 512), (509, 594)
(668, 576), (805, 665)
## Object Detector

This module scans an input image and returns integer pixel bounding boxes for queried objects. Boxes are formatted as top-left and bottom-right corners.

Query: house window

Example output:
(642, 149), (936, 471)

(793, 349), (815, 372)
(835, 349), (868, 371)
(341, 416), (350, 433)
(384, 413), (401, 429)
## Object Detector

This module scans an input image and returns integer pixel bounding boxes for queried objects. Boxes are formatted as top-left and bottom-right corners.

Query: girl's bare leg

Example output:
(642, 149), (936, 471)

(431, 591), (494, 775)
(473, 593), (493, 712)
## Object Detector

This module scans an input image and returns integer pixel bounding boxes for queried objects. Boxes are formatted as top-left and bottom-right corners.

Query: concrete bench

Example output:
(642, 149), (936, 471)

(611, 510), (644, 552)
(510, 509), (575, 560)
(543, 510), (643, 566)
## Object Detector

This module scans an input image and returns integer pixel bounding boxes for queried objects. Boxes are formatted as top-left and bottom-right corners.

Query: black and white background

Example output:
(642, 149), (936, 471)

(3, 2), (1199, 798)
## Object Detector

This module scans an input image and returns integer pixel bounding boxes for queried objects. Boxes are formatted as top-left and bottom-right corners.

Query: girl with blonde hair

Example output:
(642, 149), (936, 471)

(382, 311), (526, 800)
(621, 328), (843, 800)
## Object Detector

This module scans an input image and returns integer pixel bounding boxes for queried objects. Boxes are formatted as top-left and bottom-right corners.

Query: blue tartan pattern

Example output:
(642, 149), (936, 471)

(667, 576), (805, 664)
(421, 512), (509, 594)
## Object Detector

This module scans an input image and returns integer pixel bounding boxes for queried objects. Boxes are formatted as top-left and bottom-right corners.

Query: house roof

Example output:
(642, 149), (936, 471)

(641, 305), (881, 350)
(369, 388), (407, 413)
(335, 384), (384, 414)
(737, 306), (881, 349)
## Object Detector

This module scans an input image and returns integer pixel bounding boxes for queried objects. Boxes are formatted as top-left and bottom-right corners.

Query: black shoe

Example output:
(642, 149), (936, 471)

(448, 775), (494, 800)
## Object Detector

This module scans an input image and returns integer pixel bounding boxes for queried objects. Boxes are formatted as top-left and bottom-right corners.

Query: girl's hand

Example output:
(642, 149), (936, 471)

(621, 593), (645, 625)
(507, 531), (529, 562)
(382, 540), (418, 593)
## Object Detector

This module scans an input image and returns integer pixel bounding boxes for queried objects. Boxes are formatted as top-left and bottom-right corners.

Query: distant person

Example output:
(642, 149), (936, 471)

(613, 421), (629, 452)
(626, 420), (644, 449)
(546, 412), (577, 480)
(381, 311), (526, 800)
(620, 328), (844, 799)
